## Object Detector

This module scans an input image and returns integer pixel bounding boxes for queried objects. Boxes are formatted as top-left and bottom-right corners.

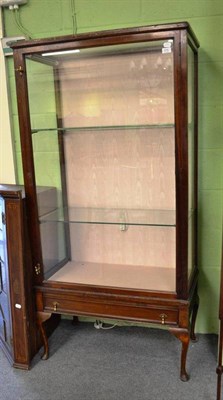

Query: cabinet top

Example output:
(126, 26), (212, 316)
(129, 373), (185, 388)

(0, 184), (25, 199)
(10, 21), (199, 51)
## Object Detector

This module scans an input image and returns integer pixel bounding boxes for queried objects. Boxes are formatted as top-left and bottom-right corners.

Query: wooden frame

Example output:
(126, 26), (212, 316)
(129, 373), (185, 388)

(11, 22), (199, 380)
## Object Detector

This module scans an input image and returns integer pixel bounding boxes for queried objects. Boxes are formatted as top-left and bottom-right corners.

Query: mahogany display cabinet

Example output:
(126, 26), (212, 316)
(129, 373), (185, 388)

(11, 22), (199, 380)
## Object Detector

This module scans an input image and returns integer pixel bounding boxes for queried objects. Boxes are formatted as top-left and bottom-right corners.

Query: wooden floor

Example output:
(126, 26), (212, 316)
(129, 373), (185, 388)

(49, 261), (176, 291)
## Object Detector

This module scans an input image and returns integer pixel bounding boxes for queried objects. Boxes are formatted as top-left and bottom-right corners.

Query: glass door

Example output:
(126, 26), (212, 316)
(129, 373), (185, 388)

(25, 38), (176, 292)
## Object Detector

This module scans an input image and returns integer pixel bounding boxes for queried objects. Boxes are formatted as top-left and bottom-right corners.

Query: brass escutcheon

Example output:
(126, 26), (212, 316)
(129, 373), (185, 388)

(53, 302), (59, 311)
(159, 313), (168, 325)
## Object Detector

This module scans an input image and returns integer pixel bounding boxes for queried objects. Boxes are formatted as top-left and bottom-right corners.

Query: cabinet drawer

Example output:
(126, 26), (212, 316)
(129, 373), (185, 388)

(43, 294), (179, 326)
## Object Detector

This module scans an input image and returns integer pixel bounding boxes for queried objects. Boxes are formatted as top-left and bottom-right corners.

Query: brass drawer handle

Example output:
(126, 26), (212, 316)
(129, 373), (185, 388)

(159, 313), (168, 325)
(53, 302), (59, 311)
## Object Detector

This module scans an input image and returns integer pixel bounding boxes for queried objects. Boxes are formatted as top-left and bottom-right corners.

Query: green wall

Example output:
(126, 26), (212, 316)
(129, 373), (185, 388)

(3, 0), (223, 333)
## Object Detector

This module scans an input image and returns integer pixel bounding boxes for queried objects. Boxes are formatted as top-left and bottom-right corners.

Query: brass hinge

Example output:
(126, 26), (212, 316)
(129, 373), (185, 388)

(34, 263), (41, 275)
(1, 212), (6, 225)
(10, 336), (13, 346)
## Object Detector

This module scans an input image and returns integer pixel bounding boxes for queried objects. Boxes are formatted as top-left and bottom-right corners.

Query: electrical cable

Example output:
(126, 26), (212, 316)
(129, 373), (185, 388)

(12, 6), (32, 39)
(101, 323), (117, 330)
(94, 320), (117, 330)
(70, 0), (77, 35)
(15, 7), (32, 38)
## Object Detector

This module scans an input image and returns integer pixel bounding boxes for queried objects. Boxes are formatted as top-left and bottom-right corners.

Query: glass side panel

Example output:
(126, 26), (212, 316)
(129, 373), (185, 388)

(26, 39), (176, 291)
(26, 60), (68, 279)
(188, 45), (196, 281)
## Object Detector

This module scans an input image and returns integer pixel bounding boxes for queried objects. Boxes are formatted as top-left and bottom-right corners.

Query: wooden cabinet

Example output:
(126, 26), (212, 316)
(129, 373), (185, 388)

(11, 22), (199, 380)
(0, 185), (61, 369)
(0, 185), (35, 369)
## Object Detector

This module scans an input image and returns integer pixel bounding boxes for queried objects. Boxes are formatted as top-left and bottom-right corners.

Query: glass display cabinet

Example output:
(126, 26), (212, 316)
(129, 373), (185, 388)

(11, 22), (199, 380)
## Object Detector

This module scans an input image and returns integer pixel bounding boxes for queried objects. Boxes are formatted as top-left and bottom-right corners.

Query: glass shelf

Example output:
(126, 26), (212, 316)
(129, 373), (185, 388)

(39, 206), (176, 227)
(31, 123), (174, 134)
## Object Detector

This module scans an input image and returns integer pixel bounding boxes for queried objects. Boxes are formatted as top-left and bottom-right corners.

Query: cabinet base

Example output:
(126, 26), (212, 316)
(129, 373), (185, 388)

(36, 280), (199, 380)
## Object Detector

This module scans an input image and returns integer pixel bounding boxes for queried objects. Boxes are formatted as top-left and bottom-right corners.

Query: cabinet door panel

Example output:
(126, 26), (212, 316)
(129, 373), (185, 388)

(0, 197), (13, 353)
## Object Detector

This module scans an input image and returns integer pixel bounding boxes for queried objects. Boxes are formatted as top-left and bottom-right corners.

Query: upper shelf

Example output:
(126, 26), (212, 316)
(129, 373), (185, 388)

(31, 123), (175, 134)
(39, 206), (176, 227)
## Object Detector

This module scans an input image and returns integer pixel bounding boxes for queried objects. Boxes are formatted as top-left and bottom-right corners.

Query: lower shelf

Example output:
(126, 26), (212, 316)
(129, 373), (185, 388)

(48, 261), (175, 292)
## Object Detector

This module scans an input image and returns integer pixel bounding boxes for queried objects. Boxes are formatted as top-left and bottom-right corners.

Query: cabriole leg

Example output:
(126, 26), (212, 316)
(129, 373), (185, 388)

(169, 328), (190, 382)
(190, 288), (199, 342)
(37, 312), (52, 360)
